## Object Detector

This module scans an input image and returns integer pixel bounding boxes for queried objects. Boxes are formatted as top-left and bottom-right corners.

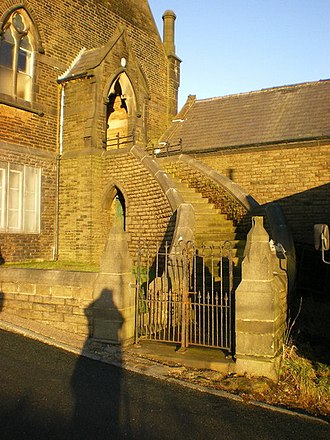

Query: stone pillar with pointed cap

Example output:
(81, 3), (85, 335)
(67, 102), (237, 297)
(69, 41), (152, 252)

(235, 216), (288, 380)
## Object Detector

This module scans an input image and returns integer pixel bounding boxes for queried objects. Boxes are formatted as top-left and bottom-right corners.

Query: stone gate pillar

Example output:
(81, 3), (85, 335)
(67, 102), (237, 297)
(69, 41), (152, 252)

(90, 225), (135, 346)
(235, 216), (288, 380)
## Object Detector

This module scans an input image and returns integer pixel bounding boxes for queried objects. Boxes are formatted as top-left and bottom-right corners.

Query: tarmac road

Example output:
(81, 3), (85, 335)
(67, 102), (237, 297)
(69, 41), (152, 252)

(0, 329), (329, 440)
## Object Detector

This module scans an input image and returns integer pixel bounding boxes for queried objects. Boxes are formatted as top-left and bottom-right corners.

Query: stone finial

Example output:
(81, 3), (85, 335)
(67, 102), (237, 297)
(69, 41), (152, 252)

(242, 216), (274, 281)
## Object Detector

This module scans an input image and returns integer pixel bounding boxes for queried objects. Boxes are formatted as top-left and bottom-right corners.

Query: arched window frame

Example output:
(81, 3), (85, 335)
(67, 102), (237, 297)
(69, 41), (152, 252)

(0, 8), (36, 102)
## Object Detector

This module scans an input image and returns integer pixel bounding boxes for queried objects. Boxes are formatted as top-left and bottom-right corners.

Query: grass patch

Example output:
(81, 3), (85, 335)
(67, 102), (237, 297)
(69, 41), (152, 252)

(1, 260), (100, 272)
(278, 343), (330, 416)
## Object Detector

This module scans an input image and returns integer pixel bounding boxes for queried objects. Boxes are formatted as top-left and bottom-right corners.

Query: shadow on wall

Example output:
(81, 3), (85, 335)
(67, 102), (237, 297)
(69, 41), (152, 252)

(0, 291), (4, 313)
(274, 183), (330, 296)
(70, 288), (124, 439)
(271, 183), (330, 365)
(275, 183), (330, 247)
(139, 210), (177, 290)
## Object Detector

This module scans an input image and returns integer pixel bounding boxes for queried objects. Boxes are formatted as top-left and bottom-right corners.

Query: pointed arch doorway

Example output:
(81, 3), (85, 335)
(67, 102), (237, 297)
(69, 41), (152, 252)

(106, 73), (136, 149)
(110, 189), (126, 232)
(102, 182), (128, 239)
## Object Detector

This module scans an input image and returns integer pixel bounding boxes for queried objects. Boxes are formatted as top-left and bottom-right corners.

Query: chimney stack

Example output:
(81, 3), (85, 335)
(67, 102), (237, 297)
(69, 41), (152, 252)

(162, 10), (181, 121)
(162, 10), (176, 56)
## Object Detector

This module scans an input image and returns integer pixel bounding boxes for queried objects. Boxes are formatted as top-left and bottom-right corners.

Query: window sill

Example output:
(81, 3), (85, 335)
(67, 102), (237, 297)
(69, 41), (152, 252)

(0, 94), (44, 116)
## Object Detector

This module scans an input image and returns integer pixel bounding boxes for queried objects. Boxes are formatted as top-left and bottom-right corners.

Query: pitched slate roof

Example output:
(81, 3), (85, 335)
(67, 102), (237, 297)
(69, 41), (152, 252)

(162, 80), (330, 151)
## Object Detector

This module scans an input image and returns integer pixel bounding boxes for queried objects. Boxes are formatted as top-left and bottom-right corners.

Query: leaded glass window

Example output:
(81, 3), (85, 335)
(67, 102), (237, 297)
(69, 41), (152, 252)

(0, 10), (34, 101)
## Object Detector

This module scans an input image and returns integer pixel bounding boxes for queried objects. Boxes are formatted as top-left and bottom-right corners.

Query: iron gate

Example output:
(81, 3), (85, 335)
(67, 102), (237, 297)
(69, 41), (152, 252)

(135, 241), (235, 352)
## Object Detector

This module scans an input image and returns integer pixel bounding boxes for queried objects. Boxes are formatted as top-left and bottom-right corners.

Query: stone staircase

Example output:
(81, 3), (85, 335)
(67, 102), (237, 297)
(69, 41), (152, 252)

(161, 161), (246, 269)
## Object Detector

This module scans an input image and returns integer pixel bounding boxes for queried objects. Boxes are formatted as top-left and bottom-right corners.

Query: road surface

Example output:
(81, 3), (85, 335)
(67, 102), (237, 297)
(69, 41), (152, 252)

(0, 329), (328, 439)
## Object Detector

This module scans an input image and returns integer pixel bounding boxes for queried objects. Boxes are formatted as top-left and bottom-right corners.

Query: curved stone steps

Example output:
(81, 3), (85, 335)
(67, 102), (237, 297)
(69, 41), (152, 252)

(162, 164), (246, 267)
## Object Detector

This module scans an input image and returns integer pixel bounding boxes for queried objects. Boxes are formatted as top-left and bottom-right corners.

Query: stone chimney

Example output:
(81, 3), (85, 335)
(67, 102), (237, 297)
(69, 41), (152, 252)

(162, 10), (181, 122)
(162, 10), (176, 56)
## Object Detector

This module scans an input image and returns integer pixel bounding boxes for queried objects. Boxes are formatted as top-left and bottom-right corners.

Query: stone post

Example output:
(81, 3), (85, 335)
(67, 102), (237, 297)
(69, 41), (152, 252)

(235, 216), (288, 380)
(90, 225), (135, 346)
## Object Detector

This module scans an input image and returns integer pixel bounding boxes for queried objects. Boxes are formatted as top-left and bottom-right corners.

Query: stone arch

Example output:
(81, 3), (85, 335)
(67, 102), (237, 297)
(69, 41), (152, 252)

(105, 72), (136, 148)
(102, 181), (128, 232)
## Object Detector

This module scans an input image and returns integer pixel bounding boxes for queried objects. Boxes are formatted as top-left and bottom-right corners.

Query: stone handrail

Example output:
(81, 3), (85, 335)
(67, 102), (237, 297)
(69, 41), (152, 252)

(177, 154), (259, 211)
(171, 153), (296, 288)
(130, 145), (195, 248)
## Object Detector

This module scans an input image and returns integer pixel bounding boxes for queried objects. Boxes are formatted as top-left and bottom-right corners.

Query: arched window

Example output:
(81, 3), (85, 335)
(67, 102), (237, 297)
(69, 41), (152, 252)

(0, 9), (34, 101)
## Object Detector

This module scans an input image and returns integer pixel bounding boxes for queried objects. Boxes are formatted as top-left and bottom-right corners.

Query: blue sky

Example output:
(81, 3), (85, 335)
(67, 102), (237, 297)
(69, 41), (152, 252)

(148, 0), (330, 108)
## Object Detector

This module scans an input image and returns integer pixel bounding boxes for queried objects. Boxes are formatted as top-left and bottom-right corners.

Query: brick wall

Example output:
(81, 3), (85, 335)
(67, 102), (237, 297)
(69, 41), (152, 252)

(102, 152), (174, 257)
(0, 142), (56, 262)
(58, 150), (174, 264)
(198, 141), (330, 245)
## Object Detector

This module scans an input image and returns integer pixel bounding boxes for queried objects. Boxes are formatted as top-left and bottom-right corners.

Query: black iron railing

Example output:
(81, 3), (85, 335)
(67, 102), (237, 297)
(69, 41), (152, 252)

(149, 139), (182, 157)
(106, 131), (135, 150)
(135, 240), (235, 352)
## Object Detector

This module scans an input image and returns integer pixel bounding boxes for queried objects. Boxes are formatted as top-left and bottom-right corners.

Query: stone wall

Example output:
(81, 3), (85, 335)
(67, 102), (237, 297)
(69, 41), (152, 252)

(0, 267), (96, 336)
(0, 228), (136, 345)
(198, 141), (329, 245)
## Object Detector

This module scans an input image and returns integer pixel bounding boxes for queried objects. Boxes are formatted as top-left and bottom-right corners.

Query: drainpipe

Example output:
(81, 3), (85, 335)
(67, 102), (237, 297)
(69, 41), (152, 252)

(54, 82), (65, 260)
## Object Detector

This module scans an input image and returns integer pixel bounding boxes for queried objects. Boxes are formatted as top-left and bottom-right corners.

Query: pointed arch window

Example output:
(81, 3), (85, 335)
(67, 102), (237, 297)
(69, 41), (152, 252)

(0, 10), (34, 101)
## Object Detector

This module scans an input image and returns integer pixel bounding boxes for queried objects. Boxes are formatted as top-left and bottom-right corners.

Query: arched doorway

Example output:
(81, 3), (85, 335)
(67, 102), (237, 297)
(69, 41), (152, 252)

(106, 73), (136, 149)
(109, 189), (126, 232)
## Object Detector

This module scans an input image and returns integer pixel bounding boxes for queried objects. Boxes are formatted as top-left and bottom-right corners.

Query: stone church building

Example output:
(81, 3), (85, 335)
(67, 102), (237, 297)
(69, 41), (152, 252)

(0, 0), (329, 377)
(0, 0), (181, 264)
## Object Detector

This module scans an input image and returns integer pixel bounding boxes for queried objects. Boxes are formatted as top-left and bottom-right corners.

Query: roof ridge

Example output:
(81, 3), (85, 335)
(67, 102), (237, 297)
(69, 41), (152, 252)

(195, 79), (330, 104)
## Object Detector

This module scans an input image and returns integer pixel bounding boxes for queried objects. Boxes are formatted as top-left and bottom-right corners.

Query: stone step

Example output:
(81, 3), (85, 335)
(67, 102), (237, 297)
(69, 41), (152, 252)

(164, 163), (245, 250)
(194, 243), (243, 254)
(196, 230), (238, 239)
(161, 161), (247, 282)
(192, 258), (241, 271)
(193, 206), (220, 216)
(172, 180), (198, 189)
(183, 195), (207, 204)
(195, 209), (228, 225)
(194, 211), (228, 222)
(195, 223), (235, 232)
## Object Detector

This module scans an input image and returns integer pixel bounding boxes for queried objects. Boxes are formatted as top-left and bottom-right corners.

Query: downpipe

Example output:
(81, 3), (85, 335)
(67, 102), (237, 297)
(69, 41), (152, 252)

(54, 83), (65, 260)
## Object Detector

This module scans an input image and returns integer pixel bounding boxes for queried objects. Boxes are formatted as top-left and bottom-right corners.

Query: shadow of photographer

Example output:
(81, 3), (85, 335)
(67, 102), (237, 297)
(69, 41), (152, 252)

(70, 288), (124, 439)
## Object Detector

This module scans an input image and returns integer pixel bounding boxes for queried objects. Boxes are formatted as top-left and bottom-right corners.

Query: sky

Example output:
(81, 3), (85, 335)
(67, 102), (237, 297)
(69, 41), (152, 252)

(148, 0), (330, 109)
